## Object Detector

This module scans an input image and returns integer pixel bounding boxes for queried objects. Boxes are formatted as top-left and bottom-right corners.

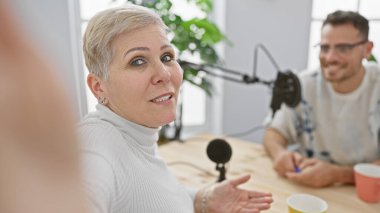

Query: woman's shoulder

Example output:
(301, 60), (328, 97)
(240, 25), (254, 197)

(79, 116), (119, 138)
(78, 116), (124, 152)
(79, 115), (115, 131)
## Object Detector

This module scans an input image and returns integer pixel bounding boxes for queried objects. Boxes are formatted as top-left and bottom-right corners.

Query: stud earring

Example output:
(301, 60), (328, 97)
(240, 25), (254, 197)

(98, 96), (108, 105)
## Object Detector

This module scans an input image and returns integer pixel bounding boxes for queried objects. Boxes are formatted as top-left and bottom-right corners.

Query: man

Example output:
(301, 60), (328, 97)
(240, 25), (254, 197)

(263, 10), (380, 187)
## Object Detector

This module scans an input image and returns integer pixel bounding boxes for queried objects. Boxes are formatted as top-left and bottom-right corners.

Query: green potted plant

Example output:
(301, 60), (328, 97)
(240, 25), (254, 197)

(368, 54), (377, 63)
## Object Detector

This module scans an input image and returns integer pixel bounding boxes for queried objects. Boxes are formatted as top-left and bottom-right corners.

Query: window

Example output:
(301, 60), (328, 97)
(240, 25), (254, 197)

(308, 0), (380, 69)
(79, 0), (207, 127)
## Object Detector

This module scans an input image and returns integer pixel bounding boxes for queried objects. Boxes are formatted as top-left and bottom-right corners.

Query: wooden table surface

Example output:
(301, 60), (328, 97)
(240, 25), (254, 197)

(159, 134), (380, 213)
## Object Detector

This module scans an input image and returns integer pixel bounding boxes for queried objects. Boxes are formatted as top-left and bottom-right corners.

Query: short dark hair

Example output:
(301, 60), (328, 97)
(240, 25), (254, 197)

(322, 10), (369, 40)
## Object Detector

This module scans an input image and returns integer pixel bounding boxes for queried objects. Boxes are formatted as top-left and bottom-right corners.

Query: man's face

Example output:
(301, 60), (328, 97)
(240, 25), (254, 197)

(319, 23), (370, 84)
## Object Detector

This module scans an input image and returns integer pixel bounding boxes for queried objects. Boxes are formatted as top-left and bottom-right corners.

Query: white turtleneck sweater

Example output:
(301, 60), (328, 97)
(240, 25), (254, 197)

(79, 104), (195, 213)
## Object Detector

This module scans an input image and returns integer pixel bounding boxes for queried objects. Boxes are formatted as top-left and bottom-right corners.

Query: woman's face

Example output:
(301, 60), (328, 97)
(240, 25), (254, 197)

(101, 24), (183, 128)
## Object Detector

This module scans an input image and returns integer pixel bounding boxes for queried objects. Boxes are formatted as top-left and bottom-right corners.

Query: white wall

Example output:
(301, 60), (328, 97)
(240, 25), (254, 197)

(213, 0), (313, 143)
(9, 0), (312, 143)
(9, 0), (86, 119)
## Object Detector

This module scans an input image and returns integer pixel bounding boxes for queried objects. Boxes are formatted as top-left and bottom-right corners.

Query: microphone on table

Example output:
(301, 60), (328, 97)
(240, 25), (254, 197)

(206, 138), (232, 182)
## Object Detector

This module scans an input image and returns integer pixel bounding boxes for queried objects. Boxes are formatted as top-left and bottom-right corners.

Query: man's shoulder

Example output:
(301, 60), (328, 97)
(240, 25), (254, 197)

(295, 68), (321, 92)
(297, 68), (320, 80)
(364, 61), (380, 70)
(364, 62), (380, 81)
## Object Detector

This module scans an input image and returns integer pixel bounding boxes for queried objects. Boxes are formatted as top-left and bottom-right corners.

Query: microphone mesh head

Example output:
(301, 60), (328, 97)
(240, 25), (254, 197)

(206, 139), (232, 164)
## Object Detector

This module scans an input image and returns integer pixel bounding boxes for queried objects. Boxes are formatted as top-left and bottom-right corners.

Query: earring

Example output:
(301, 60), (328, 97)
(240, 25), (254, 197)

(98, 96), (108, 105)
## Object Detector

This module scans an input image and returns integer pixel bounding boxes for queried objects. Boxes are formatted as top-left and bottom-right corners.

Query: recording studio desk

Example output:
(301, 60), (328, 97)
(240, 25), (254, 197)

(159, 134), (380, 213)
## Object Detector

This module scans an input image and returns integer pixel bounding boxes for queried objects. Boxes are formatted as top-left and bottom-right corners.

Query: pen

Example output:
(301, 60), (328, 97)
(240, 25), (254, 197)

(295, 166), (301, 173)
(292, 155), (301, 173)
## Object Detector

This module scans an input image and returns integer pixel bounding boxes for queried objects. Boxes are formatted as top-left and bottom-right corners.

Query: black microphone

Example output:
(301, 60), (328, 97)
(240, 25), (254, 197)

(206, 139), (232, 182)
(270, 70), (301, 117)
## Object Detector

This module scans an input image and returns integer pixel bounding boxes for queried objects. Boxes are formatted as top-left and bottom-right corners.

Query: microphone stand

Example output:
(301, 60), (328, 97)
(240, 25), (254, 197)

(167, 44), (301, 142)
(216, 163), (226, 182)
(179, 44), (280, 86)
(179, 60), (273, 86)
(168, 60), (272, 142)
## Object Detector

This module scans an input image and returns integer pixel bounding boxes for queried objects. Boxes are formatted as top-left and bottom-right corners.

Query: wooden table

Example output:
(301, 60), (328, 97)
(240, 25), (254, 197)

(159, 134), (380, 213)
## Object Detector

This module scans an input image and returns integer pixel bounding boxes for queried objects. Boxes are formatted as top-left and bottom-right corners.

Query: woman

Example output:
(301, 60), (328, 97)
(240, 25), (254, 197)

(80, 4), (272, 213)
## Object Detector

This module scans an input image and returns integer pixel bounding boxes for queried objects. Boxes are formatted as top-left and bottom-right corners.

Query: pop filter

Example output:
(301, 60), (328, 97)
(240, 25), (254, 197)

(206, 138), (232, 164)
(270, 70), (301, 117)
(206, 139), (232, 182)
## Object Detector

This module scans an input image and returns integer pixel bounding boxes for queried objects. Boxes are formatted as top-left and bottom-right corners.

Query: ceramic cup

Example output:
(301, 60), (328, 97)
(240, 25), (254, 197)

(287, 193), (328, 213)
(354, 163), (380, 203)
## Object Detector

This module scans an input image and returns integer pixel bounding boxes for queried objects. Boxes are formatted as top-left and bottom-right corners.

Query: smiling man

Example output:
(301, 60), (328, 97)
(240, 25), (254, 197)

(263, 10), (380, 187)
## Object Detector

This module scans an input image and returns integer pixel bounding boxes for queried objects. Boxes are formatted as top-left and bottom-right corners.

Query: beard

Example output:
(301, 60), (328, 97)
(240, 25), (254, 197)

(321, 61), (348, 82)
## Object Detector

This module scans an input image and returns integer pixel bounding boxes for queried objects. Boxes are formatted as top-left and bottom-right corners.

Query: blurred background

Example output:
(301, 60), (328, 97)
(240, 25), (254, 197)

(8, 0), (380, 143)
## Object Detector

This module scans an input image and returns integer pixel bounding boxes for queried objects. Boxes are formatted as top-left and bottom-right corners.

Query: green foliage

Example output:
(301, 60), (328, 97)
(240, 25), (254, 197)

(128, 0), (226, 96)
(368, 54), (377, 63)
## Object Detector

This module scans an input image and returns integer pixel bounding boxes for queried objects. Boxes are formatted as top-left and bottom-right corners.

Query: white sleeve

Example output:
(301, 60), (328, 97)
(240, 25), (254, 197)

(265, 103), (301, 145)
(185, 186), (198, 201)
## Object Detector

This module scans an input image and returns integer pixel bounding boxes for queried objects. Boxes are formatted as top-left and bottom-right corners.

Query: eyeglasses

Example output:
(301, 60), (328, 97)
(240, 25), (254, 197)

(316, 40), (368, 55)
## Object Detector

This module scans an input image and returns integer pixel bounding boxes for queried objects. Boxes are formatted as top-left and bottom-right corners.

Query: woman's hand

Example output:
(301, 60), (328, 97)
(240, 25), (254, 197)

(0, 1), (87, 212)
(199, 174), (273, 213)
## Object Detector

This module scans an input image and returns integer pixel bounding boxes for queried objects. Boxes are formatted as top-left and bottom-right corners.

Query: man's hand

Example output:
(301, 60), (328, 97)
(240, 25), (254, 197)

(285, 158), (340, 187)
(273, 150), (304, 177)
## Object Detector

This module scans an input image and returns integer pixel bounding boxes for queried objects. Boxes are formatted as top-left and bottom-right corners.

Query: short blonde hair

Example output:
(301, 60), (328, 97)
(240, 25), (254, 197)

(83, 4), (166, 79)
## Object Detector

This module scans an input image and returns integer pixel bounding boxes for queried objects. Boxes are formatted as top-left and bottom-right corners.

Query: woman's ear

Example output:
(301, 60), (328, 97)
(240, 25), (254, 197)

(87, 73), (105, 100)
